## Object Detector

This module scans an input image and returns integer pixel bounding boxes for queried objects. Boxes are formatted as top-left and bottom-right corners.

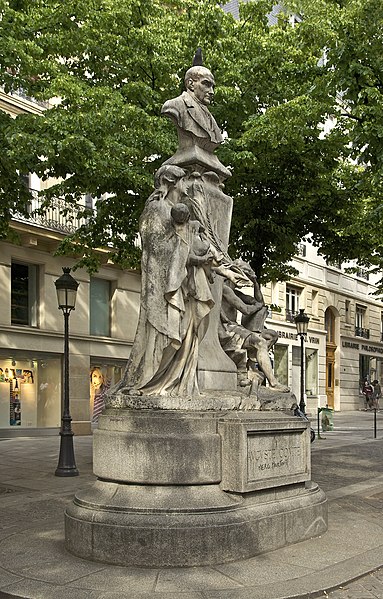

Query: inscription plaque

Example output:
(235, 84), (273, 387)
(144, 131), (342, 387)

(247, 432), (304, 482)
(219, 413), (310, 493)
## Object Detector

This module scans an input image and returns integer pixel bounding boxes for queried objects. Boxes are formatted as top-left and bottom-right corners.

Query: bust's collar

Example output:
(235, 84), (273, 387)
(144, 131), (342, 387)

(182, 91), (208, 110)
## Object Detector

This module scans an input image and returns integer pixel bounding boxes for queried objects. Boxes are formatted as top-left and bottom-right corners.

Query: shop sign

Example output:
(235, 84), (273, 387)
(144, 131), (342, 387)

(342, 341), (360, 349)
(277, 331), (320, 344)
(342, 341), (383, 355)
(361, 344), (383, 355)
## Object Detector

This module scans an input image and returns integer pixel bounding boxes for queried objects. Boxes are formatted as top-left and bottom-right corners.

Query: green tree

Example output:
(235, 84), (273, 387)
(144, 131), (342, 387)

(0, 0), (380, 287)
(284, 0), (383, 286)
(213, 0), (369, 283)
(0, 0), (233, 270)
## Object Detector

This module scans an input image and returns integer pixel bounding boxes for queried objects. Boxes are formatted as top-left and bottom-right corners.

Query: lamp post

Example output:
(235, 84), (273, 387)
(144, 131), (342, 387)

(54, 267), (79, 477)
(294, 308), (310, 414)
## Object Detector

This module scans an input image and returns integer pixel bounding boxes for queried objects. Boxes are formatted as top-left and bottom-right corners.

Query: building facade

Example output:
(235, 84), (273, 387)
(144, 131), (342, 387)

(0, 221), (140, 436)
(1, 88), (142, 437)
(0, 221), (141, 437)
(263, 243), (383, 413)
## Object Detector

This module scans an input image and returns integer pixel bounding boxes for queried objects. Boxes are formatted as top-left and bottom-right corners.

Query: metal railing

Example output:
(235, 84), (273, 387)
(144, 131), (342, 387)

(355, 327), (370, 339)
(13, 192), (91, 234)
(9, 88), (50, 109)
(356, 267), (369, 281)
(285, 309), (298, 323)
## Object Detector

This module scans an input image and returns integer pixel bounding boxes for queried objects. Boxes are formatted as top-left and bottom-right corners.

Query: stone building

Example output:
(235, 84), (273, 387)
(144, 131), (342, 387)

(0, 91), (140, 437)
(262, 242), (383, 413)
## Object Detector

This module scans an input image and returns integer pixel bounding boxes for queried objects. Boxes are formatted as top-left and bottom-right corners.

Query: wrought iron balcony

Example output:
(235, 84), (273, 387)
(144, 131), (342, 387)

(13, 192), (91, 234)
(355, 327), (370, 339)
(285, 309), (298, 323)
(356, 267), (369, 281)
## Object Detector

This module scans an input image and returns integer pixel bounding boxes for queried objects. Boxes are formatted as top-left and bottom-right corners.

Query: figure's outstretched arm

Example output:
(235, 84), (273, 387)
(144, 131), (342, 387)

(222, 284), (260, 316)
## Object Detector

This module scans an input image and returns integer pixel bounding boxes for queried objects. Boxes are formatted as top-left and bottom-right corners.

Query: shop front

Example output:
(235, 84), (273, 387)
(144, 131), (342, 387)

(0, 351), (62, 433)
(271, 324), (327, 413)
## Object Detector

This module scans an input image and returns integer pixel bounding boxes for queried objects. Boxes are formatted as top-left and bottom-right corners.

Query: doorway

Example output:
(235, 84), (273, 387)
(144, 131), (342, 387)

(326, 345), (336, 408)
(325, 308), (337, 409)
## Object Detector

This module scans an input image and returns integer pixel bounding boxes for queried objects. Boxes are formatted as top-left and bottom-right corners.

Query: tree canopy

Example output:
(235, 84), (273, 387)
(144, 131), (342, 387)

(0, 0), (382, 287)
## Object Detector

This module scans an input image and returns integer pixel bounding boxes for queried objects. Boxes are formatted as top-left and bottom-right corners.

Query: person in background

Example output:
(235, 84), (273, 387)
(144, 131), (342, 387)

(372, 379), (381, 410)
(362, 379), (374, 410)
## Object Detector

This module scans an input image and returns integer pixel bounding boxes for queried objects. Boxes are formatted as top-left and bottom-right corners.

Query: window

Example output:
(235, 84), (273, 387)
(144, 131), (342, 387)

(355, 305), (369, 338)
(297, 243), (306, 257)
(305, 349), (318, 397)
(11, 262), (38, 326)
(286, 286), (300, 322)
(0, 355), (61, 428)
(325, 308), (335, 343)
(381, 312), (383, 342)
(356, 267), (369, 281)
(90, 278), (111, 336)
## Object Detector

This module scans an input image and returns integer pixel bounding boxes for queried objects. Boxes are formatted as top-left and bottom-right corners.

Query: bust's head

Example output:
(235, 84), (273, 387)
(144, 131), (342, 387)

(184, 66), (215, 106)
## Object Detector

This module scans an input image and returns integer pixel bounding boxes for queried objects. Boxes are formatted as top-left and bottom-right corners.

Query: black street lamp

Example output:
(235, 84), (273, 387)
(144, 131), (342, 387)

(54, 267), (79, 477)
(294, 308), (310, 414)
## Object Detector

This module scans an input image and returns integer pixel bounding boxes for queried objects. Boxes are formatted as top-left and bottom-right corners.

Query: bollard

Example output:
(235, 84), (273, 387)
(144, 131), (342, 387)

(374, 408), (377, 439)
(317, 407), (325, 440)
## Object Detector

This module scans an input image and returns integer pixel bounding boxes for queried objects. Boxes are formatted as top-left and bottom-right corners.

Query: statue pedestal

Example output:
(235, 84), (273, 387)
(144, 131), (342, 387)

(65, 405), (327, 567)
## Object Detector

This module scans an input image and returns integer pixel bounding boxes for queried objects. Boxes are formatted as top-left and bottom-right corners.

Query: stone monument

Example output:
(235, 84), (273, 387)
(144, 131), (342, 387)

(65, 50), (327, 567)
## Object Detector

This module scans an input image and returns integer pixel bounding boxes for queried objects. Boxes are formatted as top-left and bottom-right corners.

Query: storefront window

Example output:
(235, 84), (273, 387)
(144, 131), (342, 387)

(0, 356), (61, 429)
(359, 354), (371, 387)
(305, 349), (318, 396)
(274, 345), (288, 387)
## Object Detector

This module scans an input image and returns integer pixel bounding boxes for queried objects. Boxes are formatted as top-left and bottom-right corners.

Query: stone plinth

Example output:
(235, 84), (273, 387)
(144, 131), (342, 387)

(65, 406), (327, 567)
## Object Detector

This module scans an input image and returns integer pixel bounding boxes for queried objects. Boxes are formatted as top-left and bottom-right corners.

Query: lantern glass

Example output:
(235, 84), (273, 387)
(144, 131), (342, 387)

(295, 308), (309, 336)
(54, 268), (79, 311)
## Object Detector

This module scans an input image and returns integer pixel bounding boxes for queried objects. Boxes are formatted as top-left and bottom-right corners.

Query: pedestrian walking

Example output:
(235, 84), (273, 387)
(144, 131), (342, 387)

(372, 379), (382, 410)
(362, 379), (374, 410)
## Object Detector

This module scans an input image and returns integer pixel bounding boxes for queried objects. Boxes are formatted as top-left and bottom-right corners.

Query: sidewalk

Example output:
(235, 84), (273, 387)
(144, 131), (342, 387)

(0, 410), (383, 599)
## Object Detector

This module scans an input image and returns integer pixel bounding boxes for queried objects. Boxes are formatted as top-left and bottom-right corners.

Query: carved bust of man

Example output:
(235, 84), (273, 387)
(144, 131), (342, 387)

(161, 65), (223, 150)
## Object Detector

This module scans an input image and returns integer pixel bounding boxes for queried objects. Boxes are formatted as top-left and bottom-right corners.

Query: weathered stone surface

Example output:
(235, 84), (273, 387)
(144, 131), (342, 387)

(66, 477), (327, 567)
(94, 411), (221, 484)
(258, 387), (298, 410)
(66, 410), (327, 567)
(218, 411), (310, 493)
(106, 388), (297, 411)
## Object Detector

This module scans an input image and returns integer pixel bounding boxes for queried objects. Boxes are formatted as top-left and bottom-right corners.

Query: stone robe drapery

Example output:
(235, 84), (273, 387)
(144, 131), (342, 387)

(120, 195), (214, 396)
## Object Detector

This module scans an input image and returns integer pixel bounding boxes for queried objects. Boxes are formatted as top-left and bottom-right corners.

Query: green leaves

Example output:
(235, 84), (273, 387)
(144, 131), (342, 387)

(1, 0), (383, 287)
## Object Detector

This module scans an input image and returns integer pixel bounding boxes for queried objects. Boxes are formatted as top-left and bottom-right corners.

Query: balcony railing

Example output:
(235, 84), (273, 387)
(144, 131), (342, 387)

(355, 327), (370, 339)
(356, 267), (369, 281)
(9, 88), (50, 109)
(285, 309), (298, 323)
(14, 192), (91, 234)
